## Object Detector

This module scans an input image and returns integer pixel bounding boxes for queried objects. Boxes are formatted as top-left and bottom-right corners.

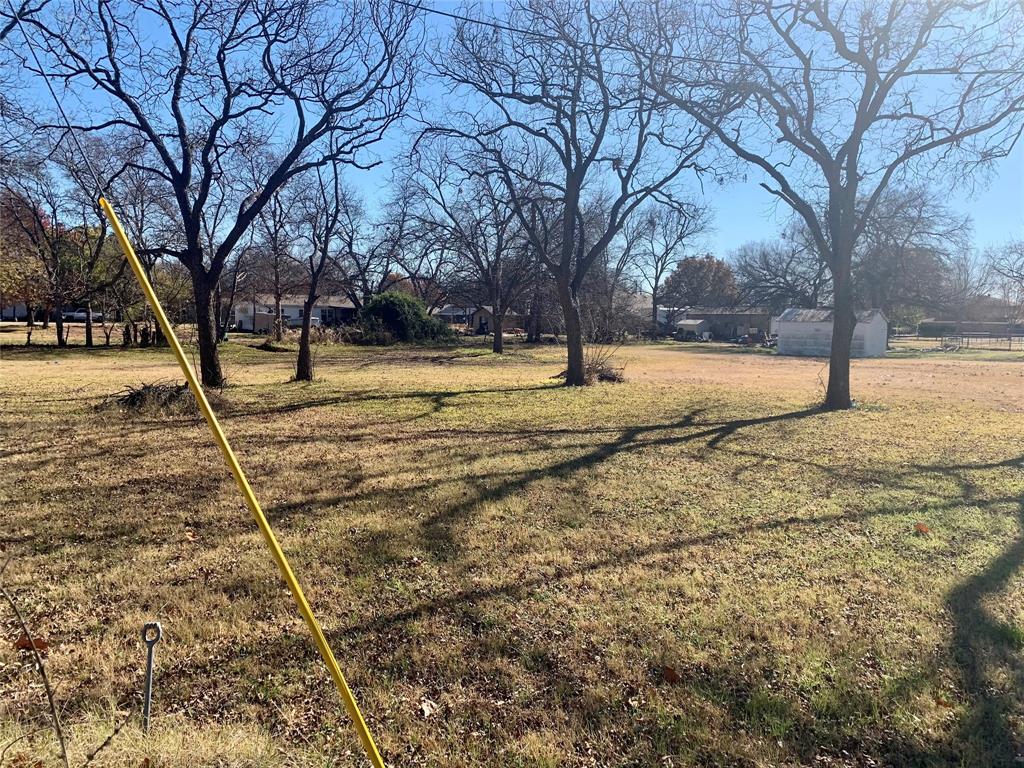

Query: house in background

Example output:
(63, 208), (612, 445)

(776, 308), (887, 357)
(682, 307), (776, 339)
(233, 294), (356, 332)
(470, 306), (524, 334)
(434, 305), (475, 326)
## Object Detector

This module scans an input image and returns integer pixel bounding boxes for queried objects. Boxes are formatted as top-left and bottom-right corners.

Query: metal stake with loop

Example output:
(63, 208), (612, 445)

(141, 622), (162, 734)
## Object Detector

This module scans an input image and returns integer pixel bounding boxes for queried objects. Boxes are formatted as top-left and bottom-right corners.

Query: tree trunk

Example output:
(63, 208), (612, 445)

(191, 274), (225, 388)
(492, 312), (504, 353)
(526, 302), (540, 342)
(557, 282), (586, 386)
(84, 301), (94, 348)
(54, 301), (66, 348)
(824, 272), (856, 410)
(651, 289), (659, 331)
(295, 301), (315, 382)
(26, 306), (34, 328)
(273, 294), (284, 341)
(42, 302), (50, 329)
(214, 282), (224, 342)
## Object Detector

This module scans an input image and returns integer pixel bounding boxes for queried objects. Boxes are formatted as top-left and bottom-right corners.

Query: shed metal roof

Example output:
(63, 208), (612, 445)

(677, 319), (709, 330)
(778, 308), (885, 323)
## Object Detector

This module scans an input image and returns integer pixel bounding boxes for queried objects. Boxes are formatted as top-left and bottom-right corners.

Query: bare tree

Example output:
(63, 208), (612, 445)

(253, 181), (306, 341)
(988, 240), (1024, 321)
(733, 230), (830, 313)
(215, 247), (247, 341)
(633, 200), (710, 329)
(430, 0), (713, 384)
(2, 161), (81, 346)
(33, 0), (416, 386)
(292, 162), (347, 381)
(0, 0), (47, 42)
(638, 0), (1024, 408)
(0, 1), (50, 163)
(410, 140), (536, 353)
(579, 210), (644, 341)
(939, 248), (991, 326)
(332, 191), (403, 310)
(854, 186), (973, 318)
(103, 137), (181, 344)
(389, 186), (460, 312)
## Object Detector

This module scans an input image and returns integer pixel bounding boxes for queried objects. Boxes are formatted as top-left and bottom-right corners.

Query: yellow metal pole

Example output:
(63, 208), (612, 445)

(98, 197), (386, 768)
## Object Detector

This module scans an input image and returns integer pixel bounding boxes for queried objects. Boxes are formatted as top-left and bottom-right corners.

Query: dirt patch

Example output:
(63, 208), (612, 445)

(631, 345), (1024, 411)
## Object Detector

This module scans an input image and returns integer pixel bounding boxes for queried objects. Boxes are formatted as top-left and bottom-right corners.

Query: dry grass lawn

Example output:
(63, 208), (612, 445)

(1, 332), (1023, 767)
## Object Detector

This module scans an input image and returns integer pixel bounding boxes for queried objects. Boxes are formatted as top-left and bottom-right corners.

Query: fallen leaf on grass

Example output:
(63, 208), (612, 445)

(14, 633), (48, 652)
(419, 698), (439, 718)
(914, 522), (930, 535)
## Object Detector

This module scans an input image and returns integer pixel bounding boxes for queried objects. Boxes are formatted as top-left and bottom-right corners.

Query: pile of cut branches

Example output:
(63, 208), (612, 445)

(98, 381), (226, 416)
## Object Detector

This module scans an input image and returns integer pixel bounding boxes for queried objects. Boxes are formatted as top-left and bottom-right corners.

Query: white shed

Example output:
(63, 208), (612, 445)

(776, 308), (888, 358)
(675, 318), (711, 339)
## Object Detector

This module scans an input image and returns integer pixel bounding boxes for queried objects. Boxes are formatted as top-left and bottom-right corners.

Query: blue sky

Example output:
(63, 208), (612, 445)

(350, 92), (1024, 260)
(352, 135), (1023, 257)
(344, 5), (1024, 259)
(17, 1), (1023, 258)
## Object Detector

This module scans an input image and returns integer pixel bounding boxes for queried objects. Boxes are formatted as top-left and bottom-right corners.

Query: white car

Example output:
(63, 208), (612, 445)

(63, 308), (104, 322)
(286, 316), (321, 329)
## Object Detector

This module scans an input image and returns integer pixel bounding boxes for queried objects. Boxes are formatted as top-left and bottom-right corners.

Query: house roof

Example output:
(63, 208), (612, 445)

(246, 294), (355, 309)
(435, 304), (473, 316)
(685, 306), (773, 316)
(677, 319), (709, 330)
(778, 308), (885, 323)
(474, 305), (524, 316)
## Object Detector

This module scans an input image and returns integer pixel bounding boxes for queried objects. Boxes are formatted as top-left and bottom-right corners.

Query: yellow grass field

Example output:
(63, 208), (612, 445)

(1, 333), (1022, 767)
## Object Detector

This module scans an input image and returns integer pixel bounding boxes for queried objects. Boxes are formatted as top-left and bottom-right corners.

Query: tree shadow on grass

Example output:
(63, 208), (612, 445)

(945, 498), (1024, 765)
(228, 383), (560, 420)
(417, 405), (822, 559)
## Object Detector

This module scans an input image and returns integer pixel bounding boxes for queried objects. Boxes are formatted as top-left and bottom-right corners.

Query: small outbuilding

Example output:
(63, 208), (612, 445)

(674, 318), (710, 340)
(776, 308), (888, 358)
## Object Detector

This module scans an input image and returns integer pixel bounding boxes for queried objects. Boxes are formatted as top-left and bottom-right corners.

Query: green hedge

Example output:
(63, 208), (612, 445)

(358, 292), (456, 345)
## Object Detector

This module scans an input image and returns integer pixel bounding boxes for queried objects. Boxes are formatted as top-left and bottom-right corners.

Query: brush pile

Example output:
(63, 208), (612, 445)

(98, 381), (226, 416)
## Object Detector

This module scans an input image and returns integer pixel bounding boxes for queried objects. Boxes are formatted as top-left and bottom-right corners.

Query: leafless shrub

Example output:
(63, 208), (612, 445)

(556, 342), (626, 384)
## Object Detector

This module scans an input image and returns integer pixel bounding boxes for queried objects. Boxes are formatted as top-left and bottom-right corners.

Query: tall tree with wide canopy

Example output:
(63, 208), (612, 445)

(634, 0), (1024, 408)
(430, 0), (714, 384)
(32, 0), (416, 386)
(662, 253), (738, 310)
